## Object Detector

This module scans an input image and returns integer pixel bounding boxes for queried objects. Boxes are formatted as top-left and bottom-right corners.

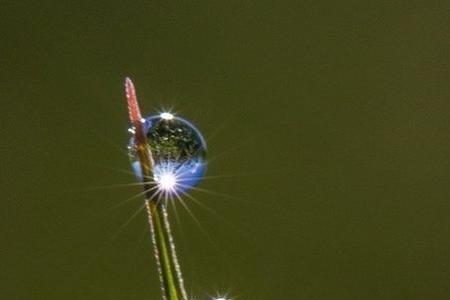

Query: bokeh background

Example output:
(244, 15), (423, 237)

(1, 1), (450, 299)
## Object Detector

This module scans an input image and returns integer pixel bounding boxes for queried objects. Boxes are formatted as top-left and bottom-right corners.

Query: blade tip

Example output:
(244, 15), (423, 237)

(125, 77), (144, 125)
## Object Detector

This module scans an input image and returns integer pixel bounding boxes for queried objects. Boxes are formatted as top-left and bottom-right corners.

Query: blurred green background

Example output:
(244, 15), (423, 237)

(1, 1), (450, 299)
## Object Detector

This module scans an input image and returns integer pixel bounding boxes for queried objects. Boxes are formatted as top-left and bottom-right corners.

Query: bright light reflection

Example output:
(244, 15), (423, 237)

(160, 112), (174, 120)
(211, 294), (232, 300)
(158, 172), (177, 190)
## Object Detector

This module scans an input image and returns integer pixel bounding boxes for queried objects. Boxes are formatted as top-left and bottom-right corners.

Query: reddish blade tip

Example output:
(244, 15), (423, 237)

(125, 77), (142, 124)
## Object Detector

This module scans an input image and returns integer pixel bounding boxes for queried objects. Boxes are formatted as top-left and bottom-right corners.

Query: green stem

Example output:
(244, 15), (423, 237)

(146, 199), (187, 300)
(125, 77), (187, 300)
(136, 131), (187, 300)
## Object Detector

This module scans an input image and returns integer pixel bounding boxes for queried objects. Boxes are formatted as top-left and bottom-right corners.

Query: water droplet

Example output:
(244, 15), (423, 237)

(128, 114), (207, 194)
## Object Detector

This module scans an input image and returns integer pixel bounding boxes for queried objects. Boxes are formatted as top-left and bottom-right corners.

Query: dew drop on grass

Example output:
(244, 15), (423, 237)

(128, 112), (207, 194)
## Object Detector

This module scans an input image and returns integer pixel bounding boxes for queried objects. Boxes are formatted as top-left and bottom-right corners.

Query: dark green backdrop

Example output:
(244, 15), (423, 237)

(2, 1), (450, 299)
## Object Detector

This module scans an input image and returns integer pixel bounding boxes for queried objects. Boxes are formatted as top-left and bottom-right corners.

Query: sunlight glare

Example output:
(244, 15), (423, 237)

(158, 172), (177, 191)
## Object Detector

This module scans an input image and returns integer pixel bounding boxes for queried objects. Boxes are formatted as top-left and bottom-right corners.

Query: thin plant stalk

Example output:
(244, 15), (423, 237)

(125, 78), (188, 300)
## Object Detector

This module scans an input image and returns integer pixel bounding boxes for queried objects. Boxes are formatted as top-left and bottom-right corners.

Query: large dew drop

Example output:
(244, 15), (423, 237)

(128, 113), (207, 194)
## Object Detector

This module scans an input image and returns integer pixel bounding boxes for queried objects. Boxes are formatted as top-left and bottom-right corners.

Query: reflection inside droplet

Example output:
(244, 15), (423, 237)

(128, 113), (207, 195)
